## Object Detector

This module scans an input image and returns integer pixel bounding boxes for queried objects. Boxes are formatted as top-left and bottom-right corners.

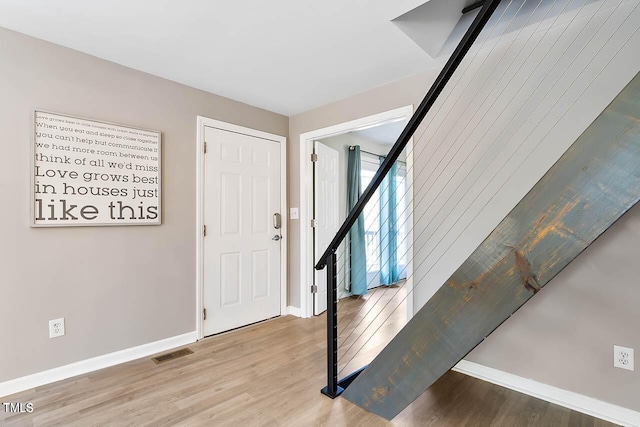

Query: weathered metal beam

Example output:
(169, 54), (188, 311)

(342, 72), (640, 420)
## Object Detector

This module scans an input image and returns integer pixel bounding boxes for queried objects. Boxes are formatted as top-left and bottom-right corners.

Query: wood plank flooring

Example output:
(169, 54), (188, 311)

(338, 284), (408, 377)
(1, 300), (614, 426)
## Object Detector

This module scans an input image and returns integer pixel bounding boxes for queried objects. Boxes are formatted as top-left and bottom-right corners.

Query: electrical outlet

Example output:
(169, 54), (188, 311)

(613, 345), (634, 371)
(49, 318), (65, 338)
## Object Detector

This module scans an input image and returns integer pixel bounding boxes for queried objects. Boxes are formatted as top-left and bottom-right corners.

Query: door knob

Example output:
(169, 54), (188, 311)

(272, 235), (281, 241)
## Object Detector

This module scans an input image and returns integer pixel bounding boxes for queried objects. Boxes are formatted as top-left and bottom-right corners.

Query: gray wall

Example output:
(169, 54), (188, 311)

(0, 27), (287, 383)
(288, 0), (640, 411)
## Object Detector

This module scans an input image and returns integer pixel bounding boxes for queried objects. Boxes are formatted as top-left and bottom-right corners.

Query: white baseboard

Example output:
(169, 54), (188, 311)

(286, 306), (303, 317)
(0, 331), (197, 399)
(453, 360), (640, 427)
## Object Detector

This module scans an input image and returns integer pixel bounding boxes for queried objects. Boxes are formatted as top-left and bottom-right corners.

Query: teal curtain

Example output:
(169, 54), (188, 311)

(380, 157), (399, 285)
(347, 146), (367, 295)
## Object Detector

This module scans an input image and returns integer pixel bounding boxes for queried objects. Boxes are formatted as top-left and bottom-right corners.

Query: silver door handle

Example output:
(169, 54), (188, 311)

(272, 235), (282, 241)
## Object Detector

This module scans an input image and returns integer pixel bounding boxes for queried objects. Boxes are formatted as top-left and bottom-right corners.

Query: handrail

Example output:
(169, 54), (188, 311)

(315, 0), (502, 270)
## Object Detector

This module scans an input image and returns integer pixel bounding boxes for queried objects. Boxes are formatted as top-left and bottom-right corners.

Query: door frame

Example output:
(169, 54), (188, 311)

(196, 116), (287, 340)
(298, 105), (414, 319)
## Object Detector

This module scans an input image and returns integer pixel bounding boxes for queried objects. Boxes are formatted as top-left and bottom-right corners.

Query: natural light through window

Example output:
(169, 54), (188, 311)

(361, 153), (407, 289)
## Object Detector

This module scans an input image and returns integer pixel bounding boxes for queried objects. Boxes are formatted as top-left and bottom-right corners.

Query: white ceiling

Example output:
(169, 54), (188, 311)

(0, 0), (473, 115)
(350, 119), (408, 146)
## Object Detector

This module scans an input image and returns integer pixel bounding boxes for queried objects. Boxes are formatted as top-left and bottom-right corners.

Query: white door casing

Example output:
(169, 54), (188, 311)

(313, 141), (340, 315)
(203, 126), (282, 336)
(299, 106), (414, 319)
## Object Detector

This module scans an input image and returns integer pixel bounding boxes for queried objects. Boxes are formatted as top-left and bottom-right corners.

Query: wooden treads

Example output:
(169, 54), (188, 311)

(342, 72), (640, 420)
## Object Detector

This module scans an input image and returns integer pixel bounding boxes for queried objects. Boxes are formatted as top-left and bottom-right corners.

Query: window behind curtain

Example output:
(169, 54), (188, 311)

(360, 152), (407, 288)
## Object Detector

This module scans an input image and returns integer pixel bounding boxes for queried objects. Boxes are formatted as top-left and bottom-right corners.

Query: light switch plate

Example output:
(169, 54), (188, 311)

(290, 208), (299, 220)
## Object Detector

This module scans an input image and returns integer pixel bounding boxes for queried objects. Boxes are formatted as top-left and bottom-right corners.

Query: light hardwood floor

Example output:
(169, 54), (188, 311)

(337, 284), (408, 377)
(1, 294), (614, 426)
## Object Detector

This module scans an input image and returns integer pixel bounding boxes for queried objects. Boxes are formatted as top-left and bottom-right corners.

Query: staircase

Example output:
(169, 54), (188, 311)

(315, 0), (640, 421)
(341, 71), (640, 419)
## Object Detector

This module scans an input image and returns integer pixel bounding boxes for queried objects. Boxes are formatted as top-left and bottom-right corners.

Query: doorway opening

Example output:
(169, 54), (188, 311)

(299, 106), (414, 320)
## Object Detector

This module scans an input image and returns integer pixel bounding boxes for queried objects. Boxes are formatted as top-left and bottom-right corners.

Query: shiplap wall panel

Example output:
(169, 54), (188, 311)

(408, 0), (640, 307)
(344, 50), (640, 422)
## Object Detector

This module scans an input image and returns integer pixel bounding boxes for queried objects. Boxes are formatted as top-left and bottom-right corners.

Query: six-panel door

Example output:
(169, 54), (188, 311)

(204, 126), (281, 336)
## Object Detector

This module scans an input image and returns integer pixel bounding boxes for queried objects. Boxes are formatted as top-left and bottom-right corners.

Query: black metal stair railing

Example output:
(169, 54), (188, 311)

(316, 0), (503, 399)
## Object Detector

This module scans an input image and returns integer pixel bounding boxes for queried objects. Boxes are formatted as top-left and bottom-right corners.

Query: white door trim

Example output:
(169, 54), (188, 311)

(196, 116), (287, 340)
(298, 105), (414, 319)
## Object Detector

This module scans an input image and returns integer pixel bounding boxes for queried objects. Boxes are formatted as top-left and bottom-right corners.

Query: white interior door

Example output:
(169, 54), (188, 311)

(204, 126), (281, 336)
(314, 141), (339, 315)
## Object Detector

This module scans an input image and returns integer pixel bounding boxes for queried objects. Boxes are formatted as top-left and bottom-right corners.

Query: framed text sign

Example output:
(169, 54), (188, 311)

(32, 111), (162, 226)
